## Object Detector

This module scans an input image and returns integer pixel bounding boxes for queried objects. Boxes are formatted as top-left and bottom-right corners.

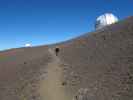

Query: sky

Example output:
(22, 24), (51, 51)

(0, 0), (133, 50)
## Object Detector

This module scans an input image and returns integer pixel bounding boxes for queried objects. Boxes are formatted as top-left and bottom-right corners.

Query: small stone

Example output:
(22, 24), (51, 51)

(24, 62), (27, 64)
(62, 81), (67, 86)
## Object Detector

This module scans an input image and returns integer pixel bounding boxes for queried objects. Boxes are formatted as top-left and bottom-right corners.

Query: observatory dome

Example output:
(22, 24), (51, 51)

(95, 13), (118, 30)
(25, 43), (32, 47)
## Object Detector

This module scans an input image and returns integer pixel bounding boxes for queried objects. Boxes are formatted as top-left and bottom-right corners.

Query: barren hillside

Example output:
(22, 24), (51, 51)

(0, 17), (133, 100)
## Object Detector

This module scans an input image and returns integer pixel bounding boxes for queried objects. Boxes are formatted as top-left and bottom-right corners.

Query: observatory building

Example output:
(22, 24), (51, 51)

(95, 13), (118, 30)
(25, 43), (32, 47)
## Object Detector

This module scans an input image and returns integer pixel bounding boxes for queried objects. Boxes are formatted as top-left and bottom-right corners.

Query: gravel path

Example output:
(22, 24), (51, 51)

(39, 48), (70, 100)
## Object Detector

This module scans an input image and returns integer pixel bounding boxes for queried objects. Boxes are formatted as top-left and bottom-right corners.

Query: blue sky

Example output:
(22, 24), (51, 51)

(0, 0), (133, 50)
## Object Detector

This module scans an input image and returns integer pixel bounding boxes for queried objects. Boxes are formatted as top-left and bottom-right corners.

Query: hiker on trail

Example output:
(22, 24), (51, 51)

(55, 47), (60, 56)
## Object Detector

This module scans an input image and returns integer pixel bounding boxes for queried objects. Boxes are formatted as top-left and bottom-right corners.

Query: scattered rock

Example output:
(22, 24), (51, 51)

(62, 81), (67, 86)
(73, 88), (92, 100)
(24, 62), (27, 64)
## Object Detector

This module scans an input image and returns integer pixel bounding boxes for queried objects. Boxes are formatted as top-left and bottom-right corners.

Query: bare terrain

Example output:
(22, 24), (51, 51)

(0, 17), (133, 100)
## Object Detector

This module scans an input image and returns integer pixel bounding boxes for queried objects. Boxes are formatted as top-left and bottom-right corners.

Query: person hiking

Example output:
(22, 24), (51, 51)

(55, 47), (60, 56)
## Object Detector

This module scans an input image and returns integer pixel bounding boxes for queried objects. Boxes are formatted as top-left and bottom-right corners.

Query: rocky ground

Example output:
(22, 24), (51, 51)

(0, 17), (133, 100)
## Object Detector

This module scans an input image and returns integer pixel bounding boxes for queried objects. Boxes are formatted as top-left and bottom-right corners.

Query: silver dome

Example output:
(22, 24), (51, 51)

(95, 13), (118, 30)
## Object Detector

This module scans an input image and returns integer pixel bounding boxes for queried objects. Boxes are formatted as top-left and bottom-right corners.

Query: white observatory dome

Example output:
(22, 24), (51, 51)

(95, 13), (118, 30)
(25, 43), (32, 47)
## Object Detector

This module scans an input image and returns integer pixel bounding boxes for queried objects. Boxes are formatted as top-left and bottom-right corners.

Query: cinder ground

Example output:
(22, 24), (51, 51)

(39, 48), (71, 100)
(0, 17), (133, 100)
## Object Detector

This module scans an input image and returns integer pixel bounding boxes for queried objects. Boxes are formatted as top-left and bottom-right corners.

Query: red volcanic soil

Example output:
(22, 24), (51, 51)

(0, 17), (133, 100)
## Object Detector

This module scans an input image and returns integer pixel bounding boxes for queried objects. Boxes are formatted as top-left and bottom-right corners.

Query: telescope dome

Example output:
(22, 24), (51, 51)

(95, 13), (118, 30)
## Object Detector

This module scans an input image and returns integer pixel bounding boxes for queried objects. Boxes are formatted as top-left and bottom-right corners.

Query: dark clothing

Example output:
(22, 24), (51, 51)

(55, 48), (59, 56)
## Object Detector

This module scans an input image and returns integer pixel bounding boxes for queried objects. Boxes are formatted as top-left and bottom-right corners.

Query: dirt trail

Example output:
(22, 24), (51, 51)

(39, 48), (70, 100)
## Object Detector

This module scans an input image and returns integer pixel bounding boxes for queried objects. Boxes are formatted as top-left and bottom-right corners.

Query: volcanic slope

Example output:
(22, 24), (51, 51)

(0, 17), (133, 100)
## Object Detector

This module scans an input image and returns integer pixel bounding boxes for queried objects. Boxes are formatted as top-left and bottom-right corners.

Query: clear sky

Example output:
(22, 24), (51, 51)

(0, 0), (133, 50)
